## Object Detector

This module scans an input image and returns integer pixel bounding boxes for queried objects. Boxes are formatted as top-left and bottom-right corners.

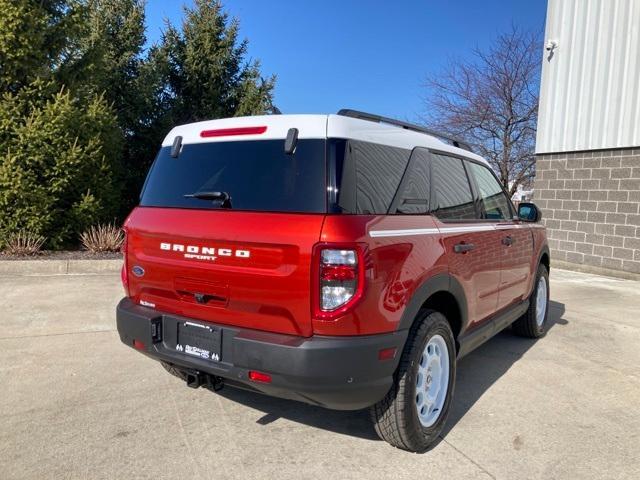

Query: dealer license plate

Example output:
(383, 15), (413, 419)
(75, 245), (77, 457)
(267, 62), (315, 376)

(176, 321), (221, 362)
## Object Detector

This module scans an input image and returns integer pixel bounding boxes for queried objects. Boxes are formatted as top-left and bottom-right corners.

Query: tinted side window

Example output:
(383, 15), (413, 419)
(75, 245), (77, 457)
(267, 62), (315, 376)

(332, 140), (410, 214)
(390, 148), (430, 214)
(467, 162), (513, 220)
(430, 154), (477, 220)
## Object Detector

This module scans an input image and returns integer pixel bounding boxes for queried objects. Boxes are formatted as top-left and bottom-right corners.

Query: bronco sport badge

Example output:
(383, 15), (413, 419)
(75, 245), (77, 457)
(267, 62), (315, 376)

(160, 242), (250, 262)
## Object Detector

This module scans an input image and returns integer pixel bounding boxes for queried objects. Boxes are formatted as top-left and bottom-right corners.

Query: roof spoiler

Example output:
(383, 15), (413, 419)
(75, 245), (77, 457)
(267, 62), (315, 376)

(337, 109), (473, 152)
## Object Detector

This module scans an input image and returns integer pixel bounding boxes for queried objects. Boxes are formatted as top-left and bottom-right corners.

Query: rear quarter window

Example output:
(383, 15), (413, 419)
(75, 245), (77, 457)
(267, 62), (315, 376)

(331, 139), (410, 214)
(389, 148), (431, 214)
(140, 139), (327, 213)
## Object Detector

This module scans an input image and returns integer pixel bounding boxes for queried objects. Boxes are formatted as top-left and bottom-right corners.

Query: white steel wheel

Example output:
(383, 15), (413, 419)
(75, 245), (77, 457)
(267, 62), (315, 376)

(535, 276), (548, 327)
(415, 334), (450, 428)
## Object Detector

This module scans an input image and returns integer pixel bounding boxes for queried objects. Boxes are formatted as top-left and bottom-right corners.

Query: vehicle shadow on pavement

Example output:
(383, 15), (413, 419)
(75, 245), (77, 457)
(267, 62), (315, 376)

(442, 300), (568, 437)
(216, 300), (567, 443)
(217, 384), (380, 440)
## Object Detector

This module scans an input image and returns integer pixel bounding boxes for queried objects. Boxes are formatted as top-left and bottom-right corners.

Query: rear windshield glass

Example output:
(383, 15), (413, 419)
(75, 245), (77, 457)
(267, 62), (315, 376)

(140, 139), (327, 213)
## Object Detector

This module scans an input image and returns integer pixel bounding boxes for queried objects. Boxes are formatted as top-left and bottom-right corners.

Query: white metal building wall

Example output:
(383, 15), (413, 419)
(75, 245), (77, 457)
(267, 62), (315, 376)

(536, 0), (640, 154)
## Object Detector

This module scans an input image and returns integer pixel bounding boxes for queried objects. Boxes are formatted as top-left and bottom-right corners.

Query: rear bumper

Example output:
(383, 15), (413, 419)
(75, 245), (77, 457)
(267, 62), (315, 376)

(116, 298), (407, 410)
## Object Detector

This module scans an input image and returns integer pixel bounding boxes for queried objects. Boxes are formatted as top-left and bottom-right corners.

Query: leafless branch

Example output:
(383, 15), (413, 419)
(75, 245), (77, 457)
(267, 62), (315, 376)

(422, 26), (542, 195)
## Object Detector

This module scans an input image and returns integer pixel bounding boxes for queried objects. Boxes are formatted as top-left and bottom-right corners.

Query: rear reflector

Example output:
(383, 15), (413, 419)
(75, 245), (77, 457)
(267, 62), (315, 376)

(120, 229), (129, 296)
(200, 126), (267, 138)
(133, 339), (146, 351)
(378, 347), (397, 361)
(120, 263), (129, 294)
(248, 371), (272, 383)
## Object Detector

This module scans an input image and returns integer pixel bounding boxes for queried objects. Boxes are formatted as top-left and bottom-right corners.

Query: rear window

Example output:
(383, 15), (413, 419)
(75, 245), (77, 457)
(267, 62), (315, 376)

(140, 139), (327, 213)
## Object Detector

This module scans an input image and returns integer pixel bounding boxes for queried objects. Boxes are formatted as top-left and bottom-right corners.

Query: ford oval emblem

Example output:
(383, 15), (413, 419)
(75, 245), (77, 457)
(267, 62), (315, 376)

(132, 265), (145, 277)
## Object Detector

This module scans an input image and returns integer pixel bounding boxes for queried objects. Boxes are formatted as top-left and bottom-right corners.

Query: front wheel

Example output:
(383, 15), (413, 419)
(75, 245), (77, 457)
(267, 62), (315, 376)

(370, 310), (456, 452)
(512, 264), (550, 338)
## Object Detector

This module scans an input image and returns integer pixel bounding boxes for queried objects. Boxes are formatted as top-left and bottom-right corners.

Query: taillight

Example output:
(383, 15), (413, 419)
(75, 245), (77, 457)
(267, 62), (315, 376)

(313, 246), (365, 320)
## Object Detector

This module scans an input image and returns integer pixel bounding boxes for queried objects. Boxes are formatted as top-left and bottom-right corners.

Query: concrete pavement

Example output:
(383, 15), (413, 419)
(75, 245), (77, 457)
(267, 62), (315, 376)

(0, 269), (638, 479)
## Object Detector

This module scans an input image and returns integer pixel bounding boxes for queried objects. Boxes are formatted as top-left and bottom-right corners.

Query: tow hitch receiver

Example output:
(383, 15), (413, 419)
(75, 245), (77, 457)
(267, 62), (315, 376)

(184, 370), (224, 391)
(185, 371), (204, 389)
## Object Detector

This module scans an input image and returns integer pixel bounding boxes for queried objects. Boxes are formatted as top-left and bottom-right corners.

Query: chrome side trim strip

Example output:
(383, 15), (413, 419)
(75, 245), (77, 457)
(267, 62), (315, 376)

(369, 224), (498, 238)
(440, 225), (496, 234)
(369, 228), (439, 238)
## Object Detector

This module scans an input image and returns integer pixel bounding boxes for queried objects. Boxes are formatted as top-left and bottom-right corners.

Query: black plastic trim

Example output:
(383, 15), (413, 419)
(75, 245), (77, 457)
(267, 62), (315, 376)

(116, 298), (408, 410)
(539, 244), (551, 269)
(528, 244), (551, 299)
(457, 299), (530, 358)
(398, 273), (469, 334)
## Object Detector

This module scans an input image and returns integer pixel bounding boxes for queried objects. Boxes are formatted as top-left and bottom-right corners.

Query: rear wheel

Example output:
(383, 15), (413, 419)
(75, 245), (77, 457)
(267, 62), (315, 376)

(512, 264), (550, 338)
(370, 310), (456, 452)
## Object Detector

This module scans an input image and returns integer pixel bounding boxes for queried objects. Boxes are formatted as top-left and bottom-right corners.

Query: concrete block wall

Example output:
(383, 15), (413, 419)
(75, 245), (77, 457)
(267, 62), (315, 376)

(533, 148), (640, 277)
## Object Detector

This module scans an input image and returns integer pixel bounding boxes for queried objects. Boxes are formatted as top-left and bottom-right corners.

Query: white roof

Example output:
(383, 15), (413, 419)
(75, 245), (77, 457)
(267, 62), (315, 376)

(162, 114), (488, 165)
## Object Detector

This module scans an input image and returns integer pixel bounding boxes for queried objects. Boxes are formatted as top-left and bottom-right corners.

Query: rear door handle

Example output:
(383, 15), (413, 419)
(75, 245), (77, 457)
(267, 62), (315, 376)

(454, 243), (475, 254)
(502, 236), (514, 246)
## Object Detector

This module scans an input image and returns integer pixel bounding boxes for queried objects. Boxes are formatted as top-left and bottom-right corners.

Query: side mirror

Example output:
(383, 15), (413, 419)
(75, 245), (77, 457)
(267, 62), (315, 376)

(518, 202), (541, 222)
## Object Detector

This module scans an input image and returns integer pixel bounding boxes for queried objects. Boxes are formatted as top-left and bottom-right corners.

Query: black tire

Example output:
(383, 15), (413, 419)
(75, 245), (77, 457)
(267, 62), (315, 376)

(161, 361), (188, 381)
(370, 310), (456, 452)
(512, 264), (550, 338)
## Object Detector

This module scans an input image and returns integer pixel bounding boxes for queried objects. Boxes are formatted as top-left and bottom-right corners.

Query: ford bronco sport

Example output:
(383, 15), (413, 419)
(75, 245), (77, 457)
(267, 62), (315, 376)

(117, 109), (550, 452)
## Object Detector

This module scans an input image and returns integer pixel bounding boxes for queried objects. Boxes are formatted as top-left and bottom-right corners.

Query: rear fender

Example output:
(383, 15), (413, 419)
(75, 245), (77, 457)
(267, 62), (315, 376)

(397, 273), (468, 344)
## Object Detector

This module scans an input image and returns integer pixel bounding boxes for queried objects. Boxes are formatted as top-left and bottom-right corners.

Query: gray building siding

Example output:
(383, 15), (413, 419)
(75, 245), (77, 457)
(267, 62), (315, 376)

(534, 148), (640, 277)
(535, 0), (640, 278)
(537, 0), (640, 154)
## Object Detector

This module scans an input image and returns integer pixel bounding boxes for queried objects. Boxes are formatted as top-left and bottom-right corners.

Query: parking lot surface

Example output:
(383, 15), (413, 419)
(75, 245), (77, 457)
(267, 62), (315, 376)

(1, 268), (639, 479)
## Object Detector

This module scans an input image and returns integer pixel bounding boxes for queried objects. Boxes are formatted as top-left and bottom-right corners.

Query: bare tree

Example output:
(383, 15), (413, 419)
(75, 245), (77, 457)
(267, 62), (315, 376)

(423, 27), (542, 196)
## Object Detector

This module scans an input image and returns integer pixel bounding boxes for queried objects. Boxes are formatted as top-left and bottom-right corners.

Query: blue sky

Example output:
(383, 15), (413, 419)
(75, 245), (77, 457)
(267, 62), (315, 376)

(145, 1), (547, 121)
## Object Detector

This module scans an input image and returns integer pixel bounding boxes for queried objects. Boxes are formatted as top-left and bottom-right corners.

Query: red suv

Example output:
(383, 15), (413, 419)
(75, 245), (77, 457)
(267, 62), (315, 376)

(117, 110), (550, 452)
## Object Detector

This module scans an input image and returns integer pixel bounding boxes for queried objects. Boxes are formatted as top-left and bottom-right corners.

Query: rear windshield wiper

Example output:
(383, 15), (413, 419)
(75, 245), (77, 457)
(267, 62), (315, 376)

(184, 191), (232, 208)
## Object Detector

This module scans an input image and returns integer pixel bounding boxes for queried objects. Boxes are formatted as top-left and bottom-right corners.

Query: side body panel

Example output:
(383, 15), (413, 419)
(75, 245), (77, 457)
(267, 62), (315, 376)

(496, 223), (536, 310)
(435, 220), (503, 329)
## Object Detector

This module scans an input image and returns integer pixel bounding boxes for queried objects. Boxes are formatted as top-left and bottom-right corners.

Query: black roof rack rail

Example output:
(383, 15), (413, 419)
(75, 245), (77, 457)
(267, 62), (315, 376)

(336, 109), (473, 152)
